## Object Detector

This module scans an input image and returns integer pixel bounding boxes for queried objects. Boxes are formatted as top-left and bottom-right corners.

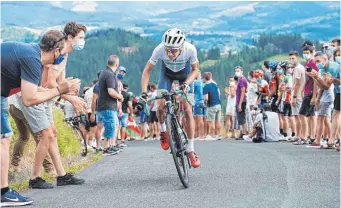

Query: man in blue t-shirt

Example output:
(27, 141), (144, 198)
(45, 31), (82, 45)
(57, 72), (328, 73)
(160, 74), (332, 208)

(1, 30), (80, 206)
(193, 73), (205, 140)
(203, 72), (222, 139)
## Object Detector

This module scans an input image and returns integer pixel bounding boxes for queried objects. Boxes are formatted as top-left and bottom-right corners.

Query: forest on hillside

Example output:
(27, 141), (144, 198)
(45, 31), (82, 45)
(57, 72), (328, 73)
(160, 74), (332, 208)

(66, 29), (322, 96)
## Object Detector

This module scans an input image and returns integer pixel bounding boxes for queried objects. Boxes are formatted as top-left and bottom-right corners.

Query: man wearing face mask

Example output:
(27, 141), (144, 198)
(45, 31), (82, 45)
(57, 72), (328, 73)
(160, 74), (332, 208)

(15, 22), (88, 190)
(289, 51), (306, 144)
(330, 38), (340, 58)
(300, 44), (319, 145)
(1, 30), (81, 206)
(308, 52), (340, 148)
(268, 60), (281, 113)
(333, 48), (341, 65)
(235, 66), (248, 139)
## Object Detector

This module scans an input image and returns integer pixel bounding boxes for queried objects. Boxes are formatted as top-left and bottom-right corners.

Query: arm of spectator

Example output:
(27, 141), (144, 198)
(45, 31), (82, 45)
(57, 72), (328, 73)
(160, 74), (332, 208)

(21, 80), (60, 106)
(127, 101), (133, 114)
(108, 88), (123, 101)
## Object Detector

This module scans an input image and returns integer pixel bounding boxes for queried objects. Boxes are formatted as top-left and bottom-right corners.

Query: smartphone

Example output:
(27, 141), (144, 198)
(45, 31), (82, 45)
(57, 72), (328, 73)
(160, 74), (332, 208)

(306, 67), (312, 72)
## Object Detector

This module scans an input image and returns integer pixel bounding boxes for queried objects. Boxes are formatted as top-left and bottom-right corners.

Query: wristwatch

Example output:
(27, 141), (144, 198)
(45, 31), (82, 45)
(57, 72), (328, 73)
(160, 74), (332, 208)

(293, 95), (297, 99)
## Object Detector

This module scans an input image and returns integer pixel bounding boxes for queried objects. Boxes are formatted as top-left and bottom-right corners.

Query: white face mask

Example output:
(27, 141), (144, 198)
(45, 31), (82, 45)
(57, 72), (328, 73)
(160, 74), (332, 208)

(229, 82), (235, 87)
(235, 71), (242, 77)
(303, 53), (312, 60)
(73, 39), (85, 51)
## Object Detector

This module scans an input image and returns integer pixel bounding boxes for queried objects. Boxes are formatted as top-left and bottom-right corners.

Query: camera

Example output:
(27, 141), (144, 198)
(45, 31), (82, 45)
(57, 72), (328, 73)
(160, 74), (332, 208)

(306, 67), (312, 72)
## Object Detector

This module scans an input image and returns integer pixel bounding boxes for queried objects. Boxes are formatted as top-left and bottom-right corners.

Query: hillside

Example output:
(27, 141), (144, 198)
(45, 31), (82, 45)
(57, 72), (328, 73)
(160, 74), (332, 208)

(1, 2), (339, 49)
(66, 29), (159, 94)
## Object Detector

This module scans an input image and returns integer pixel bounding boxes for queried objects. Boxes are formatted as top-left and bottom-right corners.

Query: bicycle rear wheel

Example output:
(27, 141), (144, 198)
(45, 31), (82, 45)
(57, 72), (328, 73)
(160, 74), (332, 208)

(166, 114), (189, 188)
(72, 126), (87, 157)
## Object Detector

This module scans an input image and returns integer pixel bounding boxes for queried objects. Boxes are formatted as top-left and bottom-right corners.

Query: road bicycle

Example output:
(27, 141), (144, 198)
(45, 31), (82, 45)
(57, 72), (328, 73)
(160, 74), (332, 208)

(148, 89), (192, 188)
(64, 115), (87, 157)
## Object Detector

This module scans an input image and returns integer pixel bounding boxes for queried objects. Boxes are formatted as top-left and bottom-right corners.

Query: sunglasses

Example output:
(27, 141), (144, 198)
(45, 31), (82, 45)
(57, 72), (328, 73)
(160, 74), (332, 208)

(165, 48), (180, 54)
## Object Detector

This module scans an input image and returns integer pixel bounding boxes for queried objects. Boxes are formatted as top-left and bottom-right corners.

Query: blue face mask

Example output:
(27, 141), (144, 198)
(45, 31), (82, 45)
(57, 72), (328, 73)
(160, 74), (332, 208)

(54, 54), (65, 65)
(257, 79), (262, 84)
(277, 69), (284, 75)
(117, 74), (124, 80)
(317, 63), (324, 69)
(335, 56), (341, 64)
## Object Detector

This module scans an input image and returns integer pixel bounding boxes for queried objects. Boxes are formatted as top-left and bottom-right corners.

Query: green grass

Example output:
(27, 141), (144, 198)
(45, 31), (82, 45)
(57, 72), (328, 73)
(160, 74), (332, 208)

(8, 107), (103, 192)
(200, 59), (219, 69)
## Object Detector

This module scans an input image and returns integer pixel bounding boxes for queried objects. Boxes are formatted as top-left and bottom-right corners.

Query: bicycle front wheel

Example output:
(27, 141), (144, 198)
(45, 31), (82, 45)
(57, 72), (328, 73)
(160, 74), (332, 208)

(166, 114), (189, 188)
(72, 126), (87, 157)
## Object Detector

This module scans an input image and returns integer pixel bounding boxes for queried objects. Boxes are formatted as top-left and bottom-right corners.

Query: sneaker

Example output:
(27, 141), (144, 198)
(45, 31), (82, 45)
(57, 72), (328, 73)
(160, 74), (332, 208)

(114, 144), (123, 151)
(159, 132), (169, 150)
(321, 139), (328, 149)
(144, 137), (151, 141)
(1, 188), (33, 207)
(29, 177), (53, 189)
(56, 173), (85, 186)
(306, 143), (321, 148)
(187, 151), (200, 168)
(293, 139), (308, 145)
(243, 135), (253, 142)
(103, 148), (117, 156)
(235, 134), (245, 140)
(205, 135), (217, 141)
(280, 136), (289, 141)
(291, 138), (299, 143)
(119, 143), (127, 148)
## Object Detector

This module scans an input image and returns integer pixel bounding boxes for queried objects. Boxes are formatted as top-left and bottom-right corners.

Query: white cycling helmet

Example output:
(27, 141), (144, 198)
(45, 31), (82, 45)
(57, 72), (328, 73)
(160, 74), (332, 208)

(162, 28), (186, 49)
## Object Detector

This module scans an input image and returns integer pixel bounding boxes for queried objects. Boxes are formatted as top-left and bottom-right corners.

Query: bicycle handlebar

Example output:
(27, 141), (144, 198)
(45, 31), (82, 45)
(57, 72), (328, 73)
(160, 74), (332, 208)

(147, 90), (194, 106)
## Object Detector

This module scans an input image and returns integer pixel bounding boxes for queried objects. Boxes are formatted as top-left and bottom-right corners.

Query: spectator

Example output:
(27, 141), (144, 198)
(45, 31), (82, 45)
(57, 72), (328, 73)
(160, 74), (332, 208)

(9, 94), (55, 174)
(96, 55), (123, 155)
(289, 51), (306, 144)
(246, 70), (258, 132)
(255, 70), (270, 108)
(300, 44), (319, 144)
(311, 73), (334, 148)
(308, 52), (340, 148)
(225, 78), (237, 139)
(235, 66), (248, 139)
(333, 48), (341, 65)
(193, 74), (205, 140)
(120, 84), (133, 145)
(91, 71), (104, 152)
(277, 63), (296, 141)
(243, 104), (281, 142)
(84, 79), (98, 148)
(1, 30), (80, 206)
(148, 83), (159, 140)
(263, 60), (272, 84)
(203, 72), (222, 140)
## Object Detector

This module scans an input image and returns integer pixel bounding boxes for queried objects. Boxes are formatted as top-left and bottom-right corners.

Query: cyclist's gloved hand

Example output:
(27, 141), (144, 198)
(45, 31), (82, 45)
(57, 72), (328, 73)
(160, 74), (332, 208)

(180, 83), (190, 93)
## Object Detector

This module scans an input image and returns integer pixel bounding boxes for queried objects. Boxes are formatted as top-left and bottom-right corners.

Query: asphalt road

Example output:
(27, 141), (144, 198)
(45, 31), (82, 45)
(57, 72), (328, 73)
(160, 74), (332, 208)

(26, 140), (340, 208)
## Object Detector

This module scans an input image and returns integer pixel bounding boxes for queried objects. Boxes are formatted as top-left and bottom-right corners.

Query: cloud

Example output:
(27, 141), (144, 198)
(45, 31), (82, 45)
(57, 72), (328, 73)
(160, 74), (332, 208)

(50, 1), (62, 8)
(72, 1), (98, 12)
(211, 3), (257, 18)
